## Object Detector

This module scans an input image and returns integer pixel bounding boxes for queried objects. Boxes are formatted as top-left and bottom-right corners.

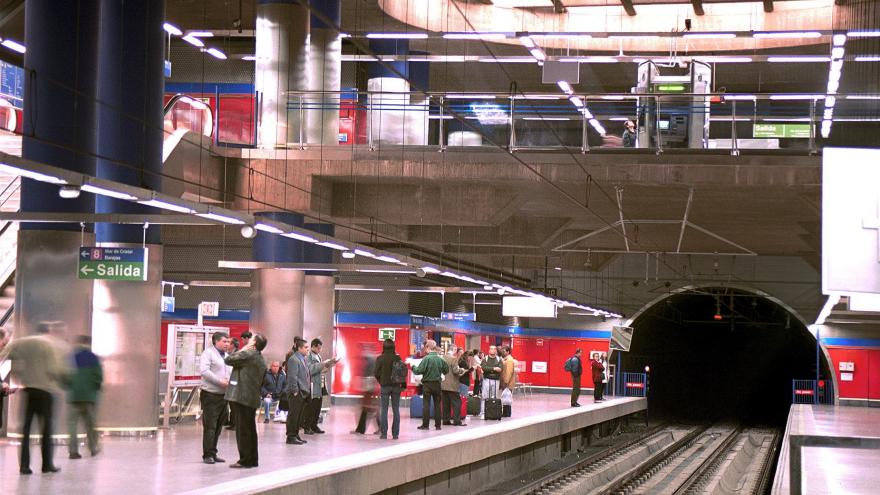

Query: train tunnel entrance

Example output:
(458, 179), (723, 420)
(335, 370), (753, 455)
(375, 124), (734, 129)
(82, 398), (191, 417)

(618, 287), (831, 426)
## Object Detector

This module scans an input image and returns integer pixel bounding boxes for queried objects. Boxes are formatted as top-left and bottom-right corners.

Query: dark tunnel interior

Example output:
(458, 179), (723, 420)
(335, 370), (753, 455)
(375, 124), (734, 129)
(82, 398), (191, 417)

(619, 288), (830, 426)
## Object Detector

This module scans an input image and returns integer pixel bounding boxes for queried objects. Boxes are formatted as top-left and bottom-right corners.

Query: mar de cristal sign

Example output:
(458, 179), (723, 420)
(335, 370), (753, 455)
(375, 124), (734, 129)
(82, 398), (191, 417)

(78, 247), (148, 281)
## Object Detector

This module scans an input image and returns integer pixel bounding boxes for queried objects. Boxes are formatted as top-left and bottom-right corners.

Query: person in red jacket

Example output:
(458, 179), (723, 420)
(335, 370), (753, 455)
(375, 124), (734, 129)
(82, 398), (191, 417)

(590, 353), (605, 403)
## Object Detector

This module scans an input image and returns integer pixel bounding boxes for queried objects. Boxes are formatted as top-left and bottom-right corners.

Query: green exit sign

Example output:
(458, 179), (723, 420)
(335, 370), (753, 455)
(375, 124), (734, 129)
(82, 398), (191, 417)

(78, 247), (148, 281)
(378, 328), (396, 341)
(753, 123), (812, 138)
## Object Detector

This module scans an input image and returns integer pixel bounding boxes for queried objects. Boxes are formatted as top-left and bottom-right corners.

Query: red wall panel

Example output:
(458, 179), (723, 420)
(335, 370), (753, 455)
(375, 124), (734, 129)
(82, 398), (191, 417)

(828, 347), (870, 399)
(869, 350), (880, 400)
(331, 326), (410, 395)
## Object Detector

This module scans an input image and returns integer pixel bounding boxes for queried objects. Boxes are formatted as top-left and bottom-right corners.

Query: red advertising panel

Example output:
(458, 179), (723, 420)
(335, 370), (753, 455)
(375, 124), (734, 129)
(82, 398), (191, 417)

(332, 325), (410, 396)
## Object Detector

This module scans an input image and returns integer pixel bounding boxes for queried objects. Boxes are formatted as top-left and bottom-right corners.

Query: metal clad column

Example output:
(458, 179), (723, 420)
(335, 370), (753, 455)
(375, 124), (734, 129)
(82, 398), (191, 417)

(11, 0), (101, 440)
(251, 212), (305, 363)
(302, 223), (335, 371)
(367, 39), (411, 145)
(255, 0), (310, 147)
(90, 0), (166, 433)
(306, 0), (341, 145)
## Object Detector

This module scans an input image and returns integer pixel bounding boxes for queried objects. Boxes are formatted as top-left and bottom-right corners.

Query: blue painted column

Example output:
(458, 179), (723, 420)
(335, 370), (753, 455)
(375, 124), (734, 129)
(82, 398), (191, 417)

(95, 0), (165, 244)
(251, 212), (306, 362)
(12, 0), (101, 440)
(307, 0), (342, 145)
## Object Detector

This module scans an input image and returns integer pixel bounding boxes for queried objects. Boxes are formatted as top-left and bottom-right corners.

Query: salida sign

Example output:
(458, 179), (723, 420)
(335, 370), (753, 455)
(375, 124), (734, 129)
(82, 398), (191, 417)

(78, 247), (148, 281)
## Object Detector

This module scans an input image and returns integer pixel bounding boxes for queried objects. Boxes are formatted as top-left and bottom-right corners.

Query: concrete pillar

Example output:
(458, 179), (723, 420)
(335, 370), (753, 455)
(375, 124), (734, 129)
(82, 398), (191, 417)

(250, 212), (305, 363)
(11, 0), (101, 440)
(306, 0), (342, 145)
(255, 0), (310, 147)
(90, 0), (166, 433)
(367, 39), (428, 146)
(303, 222), (336, 392)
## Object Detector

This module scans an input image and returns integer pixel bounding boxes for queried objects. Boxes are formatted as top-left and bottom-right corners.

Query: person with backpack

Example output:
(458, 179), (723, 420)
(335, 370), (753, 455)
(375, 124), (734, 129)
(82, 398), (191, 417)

(373, 338), (406, 440)
(564, 349), (583, 407)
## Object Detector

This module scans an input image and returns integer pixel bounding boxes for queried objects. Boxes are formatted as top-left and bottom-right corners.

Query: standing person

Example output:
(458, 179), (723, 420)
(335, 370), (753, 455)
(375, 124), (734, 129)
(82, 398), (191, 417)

(471, 350), (483, 397)
(479, 346), (502, 417)
(66, 335), (103, 458)
(373, 338), (404, 440)
(199, 332), (230, 465)
(564, 349), (583, 407)
(285, 338), (311, 445)
(303, 338), (337, 435)
(590, 353), (605, 403)
(458, 350), (473, 397)
(260, 361), (286, 423)
(499, 346), (517, 403)
(622, 120), (637, 148)
(224, 333), (268, 468)
(600, 353), (610, 400)
(413, 340), (448, 431)
(0, 322), (67, 474)
(441, 347), (468, 427)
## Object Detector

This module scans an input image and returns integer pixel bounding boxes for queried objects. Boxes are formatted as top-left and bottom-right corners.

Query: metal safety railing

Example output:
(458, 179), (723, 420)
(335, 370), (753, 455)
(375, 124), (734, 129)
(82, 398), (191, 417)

(269, 90), (880, 154)
(791, 379), (834, 405)
(619, 372), (648, 397)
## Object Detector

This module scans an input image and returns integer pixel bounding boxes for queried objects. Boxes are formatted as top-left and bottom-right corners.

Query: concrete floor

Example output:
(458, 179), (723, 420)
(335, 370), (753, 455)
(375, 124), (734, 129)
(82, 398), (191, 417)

(0, 392), (606, 494)
(773, 404), (880, 494)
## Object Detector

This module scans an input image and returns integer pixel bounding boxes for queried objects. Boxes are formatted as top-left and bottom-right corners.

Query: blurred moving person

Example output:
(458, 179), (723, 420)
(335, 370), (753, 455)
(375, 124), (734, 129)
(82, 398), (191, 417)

(199, 332), (230, 465)
(479, 346), (502, 417)
(353, 342), (379, 435)
(373, 338), (405, 439)
(441, 347), (469, 427)
(564, 349), (583, 407)
(285, 338), (310, 445)
(413, 340), (448, 431)
(590, 352), (605, 402)
(224, 333), (268, 468)
(66, 335), (103, 459)
(0, 322), (67, 474)
(303, 338), (337, 435)
(260, 361), (285, 423)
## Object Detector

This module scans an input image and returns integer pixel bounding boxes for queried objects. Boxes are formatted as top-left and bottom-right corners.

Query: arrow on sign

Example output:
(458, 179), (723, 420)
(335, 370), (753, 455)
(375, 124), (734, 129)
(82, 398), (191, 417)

(80, 265), (94, 276)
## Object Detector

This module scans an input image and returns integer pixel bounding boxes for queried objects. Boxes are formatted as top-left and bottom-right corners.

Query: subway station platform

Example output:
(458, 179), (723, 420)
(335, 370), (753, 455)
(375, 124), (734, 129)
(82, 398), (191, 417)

(0, 393), (645, 495)
(772, 404), (880, 495)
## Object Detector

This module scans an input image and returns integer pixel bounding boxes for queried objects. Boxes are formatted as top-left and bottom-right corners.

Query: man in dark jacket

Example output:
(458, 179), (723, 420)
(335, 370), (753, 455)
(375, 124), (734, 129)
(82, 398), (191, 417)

(260, 361), (285, 423)
(413, 340), (448, 431)
(223, 333), (268, 468)
(565, 349), (583, 407)
(373, 338), (403, 439)
(66, 335), (103, 458)
(285, 338), (311, 445)
(590, 353), (605, 403)
(479, 345), (502, 417)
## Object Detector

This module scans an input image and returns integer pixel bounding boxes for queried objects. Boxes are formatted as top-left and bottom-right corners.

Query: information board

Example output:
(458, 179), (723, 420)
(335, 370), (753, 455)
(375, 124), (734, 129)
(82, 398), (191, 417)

(753, 123), (811, 139)
(78, 247), (148, 281)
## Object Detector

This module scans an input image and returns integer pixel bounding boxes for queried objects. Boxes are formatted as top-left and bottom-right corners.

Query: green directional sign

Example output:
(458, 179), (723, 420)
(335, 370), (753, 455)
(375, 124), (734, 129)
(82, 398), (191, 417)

(78, 247), (149, 281)
(378, 328), (396, 341)
(753, 123), (812, 138)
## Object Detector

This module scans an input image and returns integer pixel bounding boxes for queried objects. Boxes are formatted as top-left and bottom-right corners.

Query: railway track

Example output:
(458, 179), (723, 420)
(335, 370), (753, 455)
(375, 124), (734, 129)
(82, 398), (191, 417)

(509, 423), (779, 495)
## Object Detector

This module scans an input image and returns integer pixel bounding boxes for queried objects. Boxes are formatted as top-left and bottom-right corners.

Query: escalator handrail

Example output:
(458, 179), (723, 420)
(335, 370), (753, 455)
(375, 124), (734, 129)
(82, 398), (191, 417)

(0, 303), (12, 327)
(164, 93), (213, 137)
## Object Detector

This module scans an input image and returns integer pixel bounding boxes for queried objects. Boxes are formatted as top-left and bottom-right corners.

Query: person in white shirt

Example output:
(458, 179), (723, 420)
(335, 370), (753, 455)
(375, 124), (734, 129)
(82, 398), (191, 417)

(199, 333), (230, 464)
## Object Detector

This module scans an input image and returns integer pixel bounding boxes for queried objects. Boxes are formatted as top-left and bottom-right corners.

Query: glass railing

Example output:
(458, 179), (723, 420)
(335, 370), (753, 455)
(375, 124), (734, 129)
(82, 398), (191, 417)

(162, 94), (214, 162)
(273, 90), (879, 154)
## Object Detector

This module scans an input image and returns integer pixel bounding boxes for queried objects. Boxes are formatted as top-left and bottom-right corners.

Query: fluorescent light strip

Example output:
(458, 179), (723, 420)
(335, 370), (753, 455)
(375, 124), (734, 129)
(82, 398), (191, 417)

(196, 212), (245, 225)
(337, 287), (384, 292)
(530, 34), (591, 40)
(315, 241), (348, 251)
(187, 31), (214, 37)
(831, 47), (845, 60)
(422, 267), (441, 274)
(557, 81), (573, 94)
(138, 199), (195, 214)
(181, 35), (204, 47)
(768, 94), (825, 100)
(698, 56), (753, 63)
(523, 117), (570, 121)
(513, 95), (562, 100)
(529, 47), (546, 61)
(682, 33), (736, 39)
(559, 56), (618, 63)
(608, 35), (660, 40)
(833, 34), (847, 47)
(366, 33), (428, 39)
(855, 56), (880, 62)
(754, 31), (822, 39)
(254, 223), (284, 234)
(519, 36), (536, 49)
(847, 31), (880, 37)
(163, 23), (182, 36)
(445, 94), (497, 99)
(399, 289), (445, 293)
(569, 96), (584, 108)
(0, 163), (66, 184)
(81, 184), (138, 201)
(206, 48), (227, 60)
(353, 249), (376, 258)
(375, 255), (401, 263)
(1, 39), (25, 54)
(767, 56), (830, 63)
(356, 269), (415, 274)
(242, 55), (256, 61)
(443, 33), (507, 40)
(846, 95), (880, 100)
(478, 57), (537, 63)
(724, 94), (757, 100)
(282, 232), (319, 243)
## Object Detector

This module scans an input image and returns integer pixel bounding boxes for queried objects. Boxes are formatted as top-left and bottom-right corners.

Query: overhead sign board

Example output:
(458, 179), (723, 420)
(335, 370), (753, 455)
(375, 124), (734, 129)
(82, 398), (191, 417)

(610, 326), (635, 352)
(753, 123), (811, 139)
(78, 247), (148, 281)
(441, 312), (476, 322)
(199, 301), (220, 317)
(161, 296), (176, 313)
(502, 296), (557, 318)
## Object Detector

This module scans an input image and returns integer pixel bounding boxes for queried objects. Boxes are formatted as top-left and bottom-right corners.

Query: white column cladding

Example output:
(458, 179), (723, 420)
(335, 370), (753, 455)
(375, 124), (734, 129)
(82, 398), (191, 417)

(303, 275), (336, 390)
(306, 28), (341, 145)
(255, 1), (310, 147)
(250, 268), (305, 364)
(367, 77), (429, 145)
(9, 230), (95, 439)
(91, 243), (163, 432)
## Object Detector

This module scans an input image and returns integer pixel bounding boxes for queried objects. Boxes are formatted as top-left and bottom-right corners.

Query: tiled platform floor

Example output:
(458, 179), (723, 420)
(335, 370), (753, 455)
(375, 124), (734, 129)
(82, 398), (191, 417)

(1, 393), (629, 494)
(772, 404), (880, 494)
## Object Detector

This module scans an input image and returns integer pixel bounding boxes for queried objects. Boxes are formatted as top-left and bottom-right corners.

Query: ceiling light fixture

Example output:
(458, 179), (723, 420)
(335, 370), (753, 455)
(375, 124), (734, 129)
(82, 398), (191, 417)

(81, 184), (138, 201)
(138, 198), (196, 214)
(163, 23), (183, 36)
(855, 56), (880, 62)
(767, 56), (830, 63)
(833, 33), (847, 46)
(0, 163), (66, 184)
(254, 223), (284, 234)
(529, 47), (546, 61)
(557, 81), (573, 94)
(353, 249), (376, 258)
(282, 232), (319, 243)
(518, 36), (535, 48)
(206, 48), (227, 60)
(58, 185), (81, 199)
(187, 31), (214, 38)
(366, 33), (429, 39)
(315, 241), (348, 251)
(181, 35), (204, 47)
(682, 33), (736, 39)
(341, 251), (356, 259)
(375, 255), (401, 263)
(754, 31), (822, 39)
(242, 55), (256, 61)
(847, 30), (880, 37)
(443, 33), (508, 40)
(196, 211), (246, 225)
(1, 39), (25, 54)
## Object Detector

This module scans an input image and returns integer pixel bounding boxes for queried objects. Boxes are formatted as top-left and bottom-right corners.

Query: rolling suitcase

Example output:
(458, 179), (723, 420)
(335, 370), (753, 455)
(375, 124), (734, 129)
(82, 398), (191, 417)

(467, 395), (481, 416)
(410, 395), (433, 419)
(460, 395), (468, 419)
(484, 389), (503, 421)
(502, 404), (512, 417)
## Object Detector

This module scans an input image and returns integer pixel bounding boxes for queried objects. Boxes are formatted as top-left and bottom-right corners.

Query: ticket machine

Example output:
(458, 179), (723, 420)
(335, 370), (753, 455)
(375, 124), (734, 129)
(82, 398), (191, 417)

(635, 60), (712, 149)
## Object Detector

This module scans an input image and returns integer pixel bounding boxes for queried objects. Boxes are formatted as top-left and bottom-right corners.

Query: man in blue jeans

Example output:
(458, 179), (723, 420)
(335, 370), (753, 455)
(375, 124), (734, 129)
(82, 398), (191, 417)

(373, 338), (403, 439)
